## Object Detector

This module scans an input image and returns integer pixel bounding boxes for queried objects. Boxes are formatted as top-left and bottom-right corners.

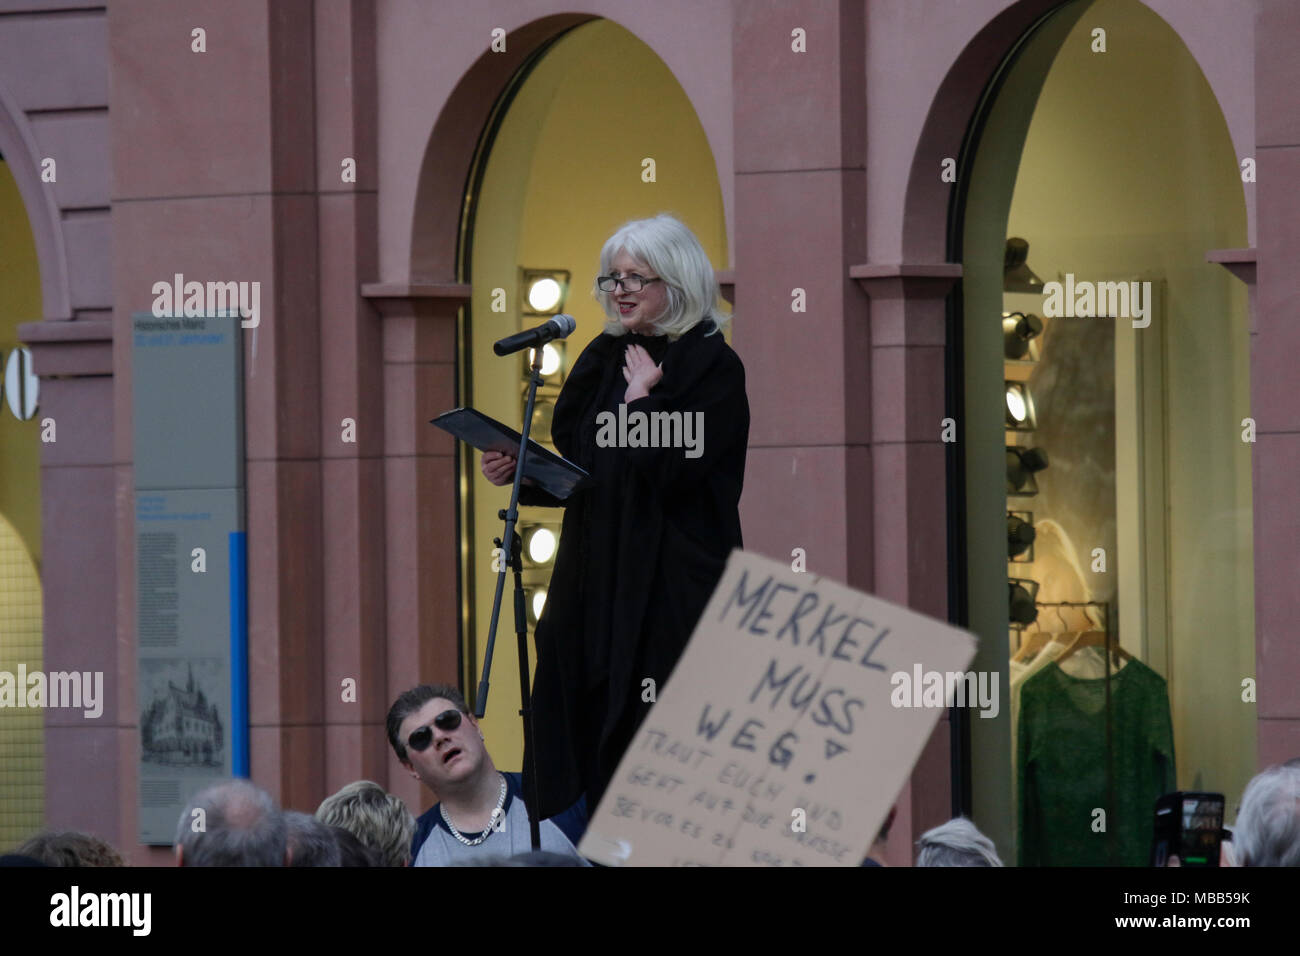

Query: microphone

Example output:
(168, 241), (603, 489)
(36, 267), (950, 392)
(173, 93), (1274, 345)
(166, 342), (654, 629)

(493, 314), (577, 357)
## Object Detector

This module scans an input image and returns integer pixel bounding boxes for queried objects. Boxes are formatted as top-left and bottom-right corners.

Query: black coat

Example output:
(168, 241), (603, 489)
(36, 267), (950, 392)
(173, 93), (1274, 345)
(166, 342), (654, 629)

(520, 320), (748, 819)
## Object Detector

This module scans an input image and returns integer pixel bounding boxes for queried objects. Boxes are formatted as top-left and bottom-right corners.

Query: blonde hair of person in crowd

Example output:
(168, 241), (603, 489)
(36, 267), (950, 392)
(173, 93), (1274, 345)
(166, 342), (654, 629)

(316, 780), (416, 867)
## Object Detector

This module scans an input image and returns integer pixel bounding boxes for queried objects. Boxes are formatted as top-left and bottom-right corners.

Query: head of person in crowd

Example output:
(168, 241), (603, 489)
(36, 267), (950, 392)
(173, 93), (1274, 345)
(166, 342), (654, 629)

(915, 817), (1004, 867)
(329, 825), (381, 867)
(15, 830), (125, 867)
(316, 780), (416, 867)
(285, 810), (342, 867)
(387, 683), (492, 798)
(386, 683), (588, 866)
(1232, 763), (1300, 867)
(594, 213), (729, 339)
(174, 777), (287, 867)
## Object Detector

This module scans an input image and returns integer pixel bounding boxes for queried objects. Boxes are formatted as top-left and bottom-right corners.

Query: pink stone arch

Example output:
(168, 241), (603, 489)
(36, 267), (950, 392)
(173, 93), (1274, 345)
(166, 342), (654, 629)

(900, 0), (1062, 263)
(405, 9), (734, 283)
(901, 0), (1253, 263)
(0, 76), (70, 321)
(407, 13), (596, 281)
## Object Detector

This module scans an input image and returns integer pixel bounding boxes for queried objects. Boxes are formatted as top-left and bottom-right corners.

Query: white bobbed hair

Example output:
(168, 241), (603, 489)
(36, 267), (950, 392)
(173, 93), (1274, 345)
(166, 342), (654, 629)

(595, 213), (730, 338)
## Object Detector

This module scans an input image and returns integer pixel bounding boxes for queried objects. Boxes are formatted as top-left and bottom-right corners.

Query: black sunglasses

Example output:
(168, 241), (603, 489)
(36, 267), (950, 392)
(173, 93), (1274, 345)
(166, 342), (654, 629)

(407, 709), (463, 753)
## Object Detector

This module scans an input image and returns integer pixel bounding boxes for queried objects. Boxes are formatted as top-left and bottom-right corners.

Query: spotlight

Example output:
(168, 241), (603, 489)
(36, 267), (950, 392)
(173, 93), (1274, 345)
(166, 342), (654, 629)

(1007, 513), (1035, 559)
(520, 269), (571, 316)
(528, 279), (562, 313)
(1003, 312), (1043, 360)
(527, 343), (563, 377)
(1005, 381), (1035, 429)
(1006, 446), (1049, 494)
(529, 588), (548, 623)
(1004, 238), (1044, 293)
(523, 526), (557, 565)
(1009, 578), (1039, 626)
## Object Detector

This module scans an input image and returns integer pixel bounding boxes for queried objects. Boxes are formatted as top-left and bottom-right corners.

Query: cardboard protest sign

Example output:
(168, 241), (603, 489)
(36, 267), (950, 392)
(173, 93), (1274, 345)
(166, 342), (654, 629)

(579, 549), (979, 866)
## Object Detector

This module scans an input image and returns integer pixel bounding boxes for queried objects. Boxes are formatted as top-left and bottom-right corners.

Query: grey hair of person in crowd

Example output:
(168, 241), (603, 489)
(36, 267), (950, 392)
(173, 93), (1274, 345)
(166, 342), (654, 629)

(1233, 763), (1300, 867)
(174, 777), (287, 867)
(595, 213), (730, 339)
(915, 816), (1004, 867)
(284, 810), (343, 867)
(316, 780), (416, 867)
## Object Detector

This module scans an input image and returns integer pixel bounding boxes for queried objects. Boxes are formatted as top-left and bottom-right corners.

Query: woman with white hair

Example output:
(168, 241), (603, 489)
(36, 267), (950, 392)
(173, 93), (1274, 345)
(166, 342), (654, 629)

(482, 213), (749, 820)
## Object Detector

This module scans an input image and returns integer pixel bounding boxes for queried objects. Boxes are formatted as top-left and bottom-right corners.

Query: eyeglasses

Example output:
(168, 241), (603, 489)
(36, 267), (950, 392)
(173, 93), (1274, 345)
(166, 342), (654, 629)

(596, 273), (663, 293)
(407, 709), (463, 754)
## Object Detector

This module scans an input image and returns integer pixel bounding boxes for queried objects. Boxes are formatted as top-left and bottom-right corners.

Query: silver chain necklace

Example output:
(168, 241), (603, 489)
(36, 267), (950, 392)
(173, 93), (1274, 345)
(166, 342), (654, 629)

(440, 773), (508, 847)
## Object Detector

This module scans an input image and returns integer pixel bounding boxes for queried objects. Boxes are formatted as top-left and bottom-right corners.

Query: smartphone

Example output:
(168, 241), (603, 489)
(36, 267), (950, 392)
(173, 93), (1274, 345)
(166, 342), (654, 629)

(1152, 791), (1224, 867)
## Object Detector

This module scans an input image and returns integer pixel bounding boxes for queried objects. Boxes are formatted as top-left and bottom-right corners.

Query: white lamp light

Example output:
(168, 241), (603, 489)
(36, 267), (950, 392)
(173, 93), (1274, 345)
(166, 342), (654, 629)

(527, 343), (562, 377)
(520, 269), (570, 316)
(1006, 384), (1028, 423)
(1005, 381), (1034, 429)
(526, 527), (557, 564)
(528, 277), (562, 313)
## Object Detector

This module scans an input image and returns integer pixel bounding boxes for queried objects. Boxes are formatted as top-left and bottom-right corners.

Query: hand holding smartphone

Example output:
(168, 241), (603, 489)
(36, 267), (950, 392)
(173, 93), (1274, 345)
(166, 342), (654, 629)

(1152, 791), (1225, 867)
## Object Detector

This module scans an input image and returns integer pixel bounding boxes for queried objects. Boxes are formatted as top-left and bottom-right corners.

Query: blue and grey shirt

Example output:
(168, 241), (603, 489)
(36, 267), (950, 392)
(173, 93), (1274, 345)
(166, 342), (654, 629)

(411, 773), (589, 866)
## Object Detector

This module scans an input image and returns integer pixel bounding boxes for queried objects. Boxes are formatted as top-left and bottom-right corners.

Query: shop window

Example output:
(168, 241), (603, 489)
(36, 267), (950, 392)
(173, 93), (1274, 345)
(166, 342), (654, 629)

(957, 0), (1253, 864)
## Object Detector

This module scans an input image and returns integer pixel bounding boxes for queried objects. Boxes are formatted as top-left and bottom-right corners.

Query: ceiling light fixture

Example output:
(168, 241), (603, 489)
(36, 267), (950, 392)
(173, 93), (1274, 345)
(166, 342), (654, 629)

(521, 269), (571, 316)
(1007, 446), (1049, 494)
(1006, 381), (1035, 429)
(1003, 311), (1044, 360)
(1004, 238), (1044, 294)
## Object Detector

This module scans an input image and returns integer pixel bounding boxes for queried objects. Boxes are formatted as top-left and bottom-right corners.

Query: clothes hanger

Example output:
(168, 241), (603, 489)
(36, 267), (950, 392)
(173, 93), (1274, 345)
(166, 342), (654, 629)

(1013, 628), (1053, 663)
(1055, 628), (1133, 666)
(1051, 609), (1088, 659)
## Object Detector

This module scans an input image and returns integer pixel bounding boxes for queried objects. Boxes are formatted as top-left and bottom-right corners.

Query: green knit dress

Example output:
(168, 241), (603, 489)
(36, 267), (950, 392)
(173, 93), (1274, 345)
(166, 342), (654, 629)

(1017, 658), (1175, 866)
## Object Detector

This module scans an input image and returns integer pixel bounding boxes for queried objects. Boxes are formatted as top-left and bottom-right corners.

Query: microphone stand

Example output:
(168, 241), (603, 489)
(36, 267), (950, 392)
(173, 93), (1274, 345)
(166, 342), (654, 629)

(475, 346), (545, 851)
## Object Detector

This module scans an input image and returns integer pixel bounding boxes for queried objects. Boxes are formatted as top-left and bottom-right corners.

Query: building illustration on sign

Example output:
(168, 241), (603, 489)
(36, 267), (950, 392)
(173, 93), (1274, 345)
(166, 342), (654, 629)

(141, 663), (224, 767)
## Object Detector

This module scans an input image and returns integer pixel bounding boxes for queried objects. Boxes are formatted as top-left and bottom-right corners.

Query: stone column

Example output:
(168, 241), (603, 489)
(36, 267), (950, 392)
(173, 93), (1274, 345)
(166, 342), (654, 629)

(17, 321), (119, 845)
(732, 0), (869, 587)
(854, 263), (962, 860)
(362, 283), (467, 813)
(1249, 0), (1300, 768)
(315, 0), (389, 797)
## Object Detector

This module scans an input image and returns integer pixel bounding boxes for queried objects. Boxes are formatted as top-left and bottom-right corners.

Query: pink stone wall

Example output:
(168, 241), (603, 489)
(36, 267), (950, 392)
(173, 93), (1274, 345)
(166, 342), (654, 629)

(3, 0), (117, 852)
(5, 0), (1293, 866)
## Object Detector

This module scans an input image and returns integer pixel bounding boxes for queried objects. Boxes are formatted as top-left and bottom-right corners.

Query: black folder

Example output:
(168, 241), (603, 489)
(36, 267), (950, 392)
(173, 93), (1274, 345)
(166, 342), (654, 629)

(431, 407), (589, 500)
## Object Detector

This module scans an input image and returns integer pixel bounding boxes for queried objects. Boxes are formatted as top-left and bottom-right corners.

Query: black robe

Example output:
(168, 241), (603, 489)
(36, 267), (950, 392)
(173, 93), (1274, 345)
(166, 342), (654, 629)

(519, 320), (748, 819)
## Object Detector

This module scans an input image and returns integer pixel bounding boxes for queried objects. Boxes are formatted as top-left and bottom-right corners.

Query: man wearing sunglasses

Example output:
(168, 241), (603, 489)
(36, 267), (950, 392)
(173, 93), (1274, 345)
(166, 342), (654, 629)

(385, 683), (588, 866)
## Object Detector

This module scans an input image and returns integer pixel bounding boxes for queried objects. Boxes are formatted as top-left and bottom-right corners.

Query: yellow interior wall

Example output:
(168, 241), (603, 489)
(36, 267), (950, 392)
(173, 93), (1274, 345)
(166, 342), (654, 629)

(0, 161), (43, 567)
(1006, 0), (1254, 814)
(0, 158), (45, 848)
(466, 20), (727, 770)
